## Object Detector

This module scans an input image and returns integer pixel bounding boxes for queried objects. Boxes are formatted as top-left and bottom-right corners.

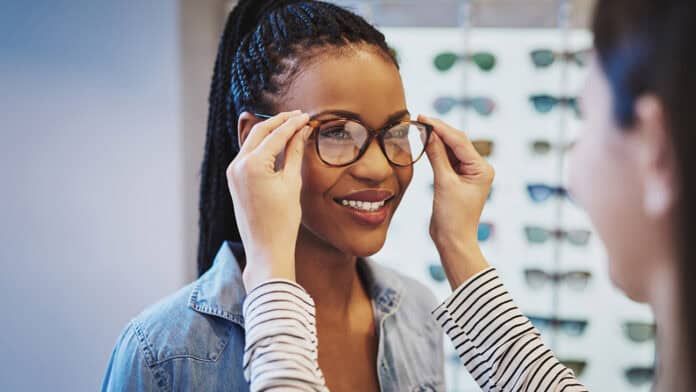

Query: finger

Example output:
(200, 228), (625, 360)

(254, 112), (310, 159)
(239, 110), (301, 155)
(418, 114), (482, 163)
(283, 125), (311, 176)
(425, 132), (455, 179)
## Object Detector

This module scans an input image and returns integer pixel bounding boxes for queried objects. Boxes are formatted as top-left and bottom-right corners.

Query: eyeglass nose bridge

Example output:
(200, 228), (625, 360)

(345, 124), (402, 167)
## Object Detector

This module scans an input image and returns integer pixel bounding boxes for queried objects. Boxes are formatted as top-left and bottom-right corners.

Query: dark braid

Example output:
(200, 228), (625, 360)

(197, 0), (398, 276)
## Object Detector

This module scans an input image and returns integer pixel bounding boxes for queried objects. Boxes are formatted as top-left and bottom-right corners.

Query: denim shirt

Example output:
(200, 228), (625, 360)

(101, 241), (445, 391)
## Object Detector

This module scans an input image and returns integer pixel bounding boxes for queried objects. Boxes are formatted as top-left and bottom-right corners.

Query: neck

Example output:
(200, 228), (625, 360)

(294, 227), (365, 319)
(647, 259), (682, 391)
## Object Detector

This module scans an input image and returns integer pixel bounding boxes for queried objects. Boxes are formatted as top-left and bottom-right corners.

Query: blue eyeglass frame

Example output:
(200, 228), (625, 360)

(253, 113), (433, 167)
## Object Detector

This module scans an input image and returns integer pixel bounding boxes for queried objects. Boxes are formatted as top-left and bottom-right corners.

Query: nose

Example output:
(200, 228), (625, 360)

(348, 138), (393, 184)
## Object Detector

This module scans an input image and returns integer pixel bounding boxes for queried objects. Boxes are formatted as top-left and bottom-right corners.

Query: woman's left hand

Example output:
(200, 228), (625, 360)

(420, 114), (495, 287)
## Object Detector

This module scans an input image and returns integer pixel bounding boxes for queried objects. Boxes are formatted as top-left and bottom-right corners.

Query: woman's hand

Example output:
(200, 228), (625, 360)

(420, 114), (494, 288)
(226, 110), (312, 291)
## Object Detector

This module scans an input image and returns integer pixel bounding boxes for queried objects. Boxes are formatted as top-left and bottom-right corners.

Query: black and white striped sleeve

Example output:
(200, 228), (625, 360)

(432, 267), (589, 392)
(242, 280), (328, 392)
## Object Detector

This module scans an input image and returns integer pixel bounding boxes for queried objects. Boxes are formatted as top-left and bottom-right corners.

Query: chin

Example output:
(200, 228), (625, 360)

(607, 257), (649, 303)
(348, 239), (386, 258)
(331, 228), (388, 258)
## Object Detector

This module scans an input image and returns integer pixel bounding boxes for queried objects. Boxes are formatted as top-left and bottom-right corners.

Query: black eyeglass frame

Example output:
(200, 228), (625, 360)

(253, 113), (433, 167)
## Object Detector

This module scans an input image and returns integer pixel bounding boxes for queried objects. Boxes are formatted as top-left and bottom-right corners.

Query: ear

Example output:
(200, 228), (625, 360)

(632, 94), (677, 218)
(236, 111), (263, 150)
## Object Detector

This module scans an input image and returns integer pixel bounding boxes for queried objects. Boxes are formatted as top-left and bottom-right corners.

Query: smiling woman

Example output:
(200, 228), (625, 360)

(100, 1), (444, 391)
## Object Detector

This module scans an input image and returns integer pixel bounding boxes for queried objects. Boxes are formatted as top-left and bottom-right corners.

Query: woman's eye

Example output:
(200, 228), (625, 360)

(320, 127), (352, 140)
(385, 126), (409, 139)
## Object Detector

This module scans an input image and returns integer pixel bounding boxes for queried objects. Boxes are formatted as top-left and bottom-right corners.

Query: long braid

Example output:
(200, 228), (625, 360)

(197, 0), (399, 276)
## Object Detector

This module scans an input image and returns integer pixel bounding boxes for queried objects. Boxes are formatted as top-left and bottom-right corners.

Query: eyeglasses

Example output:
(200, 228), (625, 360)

(524, 226), (591, 246)
(527, 184), (571, 203)
(529, 94), (581, 118)
(530, 140), (575, 155)
(623, 322), (656, 343)
(528, 315), (589, 337)
(530, 48), (590, 68)
(433, 96), (496, 117)
(472, 140), (494, 157)
(434, 51), (497, 72)
(478, 222), (494, 242)
(561, 359), (587, 377)
(254, 113), (432, 167)
(524, 268), (592, 291)
(624, 366), (654, 386)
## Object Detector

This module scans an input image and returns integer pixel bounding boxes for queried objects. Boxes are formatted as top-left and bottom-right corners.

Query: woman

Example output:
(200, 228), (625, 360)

(101, 1), (446, 391)
(235, 0), (696, 391)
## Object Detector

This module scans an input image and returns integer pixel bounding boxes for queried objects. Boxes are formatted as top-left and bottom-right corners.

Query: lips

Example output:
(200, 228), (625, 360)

(336, 189), (395, 202)
(333, 189), (395, 226)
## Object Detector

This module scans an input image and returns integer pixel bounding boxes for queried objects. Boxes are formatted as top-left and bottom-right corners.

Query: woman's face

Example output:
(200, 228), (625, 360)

(568, 56), (670, 302)
(278, 47), (412, 257)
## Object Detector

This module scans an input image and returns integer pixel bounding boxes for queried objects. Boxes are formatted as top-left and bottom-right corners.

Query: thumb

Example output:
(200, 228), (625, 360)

(424, 123), (455, 181)
(283, 125), (311, 176)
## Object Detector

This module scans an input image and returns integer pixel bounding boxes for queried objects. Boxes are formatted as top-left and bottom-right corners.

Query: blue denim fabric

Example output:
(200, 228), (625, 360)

(102, 241), (445, 391)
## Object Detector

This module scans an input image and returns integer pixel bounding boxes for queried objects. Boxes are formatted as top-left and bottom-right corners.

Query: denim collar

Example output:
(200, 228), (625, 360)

(188, 241), (404, 327)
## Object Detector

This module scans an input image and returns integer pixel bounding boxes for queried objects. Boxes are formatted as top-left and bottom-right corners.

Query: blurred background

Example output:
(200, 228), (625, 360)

(0, 0), (654, 391)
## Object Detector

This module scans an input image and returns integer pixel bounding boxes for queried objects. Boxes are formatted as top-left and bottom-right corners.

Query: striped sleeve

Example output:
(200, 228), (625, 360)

(432, 267), (589, 392)
(242, 280), (329, 392)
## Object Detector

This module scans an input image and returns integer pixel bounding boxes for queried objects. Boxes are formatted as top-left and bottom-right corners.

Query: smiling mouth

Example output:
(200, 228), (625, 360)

(334, 196), (394, 212)
(333, 197), (394, 212)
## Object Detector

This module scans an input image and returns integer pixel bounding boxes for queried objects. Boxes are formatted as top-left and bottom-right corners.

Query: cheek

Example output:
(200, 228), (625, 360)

(568, 127), (650, 299)
(395, 166), (413, 195)
(299, 146), (336, 206)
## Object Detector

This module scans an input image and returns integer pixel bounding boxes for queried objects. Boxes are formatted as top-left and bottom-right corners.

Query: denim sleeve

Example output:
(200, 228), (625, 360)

(101, 321), (161, 392)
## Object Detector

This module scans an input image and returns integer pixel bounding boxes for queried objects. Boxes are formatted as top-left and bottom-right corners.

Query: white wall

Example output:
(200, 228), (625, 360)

(0, 1), (186, 390)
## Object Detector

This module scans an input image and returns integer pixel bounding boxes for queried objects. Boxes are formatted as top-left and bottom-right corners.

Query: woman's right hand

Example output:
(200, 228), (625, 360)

(225, 110), (312, 292)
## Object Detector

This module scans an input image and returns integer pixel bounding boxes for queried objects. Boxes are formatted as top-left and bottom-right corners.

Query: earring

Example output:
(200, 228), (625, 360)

(643, 180), (670, 217)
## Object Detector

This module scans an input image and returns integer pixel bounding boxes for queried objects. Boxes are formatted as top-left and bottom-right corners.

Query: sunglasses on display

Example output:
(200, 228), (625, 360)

(623, 321), (656, 343)
(254, 113), (432, 167)
(527, 184), (572, 203)
(530, 48), (591, 68)
(530, 140), (575, 155)
(478, 222), (494, 242)
(433, 96), (496, 116)
(529, 94), (582, 118)
(433, 51), (497, 72)
(472, 139), (494, 157)
(524, 268), (592, 291)
(428, 264), (446, 283)
(524, 226), (592, 246)
(624, 366), (655, 387)
(527, 315), (589, 337)
(561, 359), (587, 377)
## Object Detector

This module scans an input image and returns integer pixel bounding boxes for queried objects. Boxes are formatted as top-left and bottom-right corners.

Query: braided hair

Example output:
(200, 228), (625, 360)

(197, 0), (398, 276)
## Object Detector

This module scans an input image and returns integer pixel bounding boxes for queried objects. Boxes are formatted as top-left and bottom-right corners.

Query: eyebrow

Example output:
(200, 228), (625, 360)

(311, 109), (411, 126)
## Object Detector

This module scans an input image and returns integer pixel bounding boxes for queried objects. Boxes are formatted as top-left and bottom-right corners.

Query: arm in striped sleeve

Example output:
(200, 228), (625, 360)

(243, 280), (329, 392)
(432, 267), (589, 392)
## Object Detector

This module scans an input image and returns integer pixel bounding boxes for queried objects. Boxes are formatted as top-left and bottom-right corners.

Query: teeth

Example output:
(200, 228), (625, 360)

(339, 199), (387, 212)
